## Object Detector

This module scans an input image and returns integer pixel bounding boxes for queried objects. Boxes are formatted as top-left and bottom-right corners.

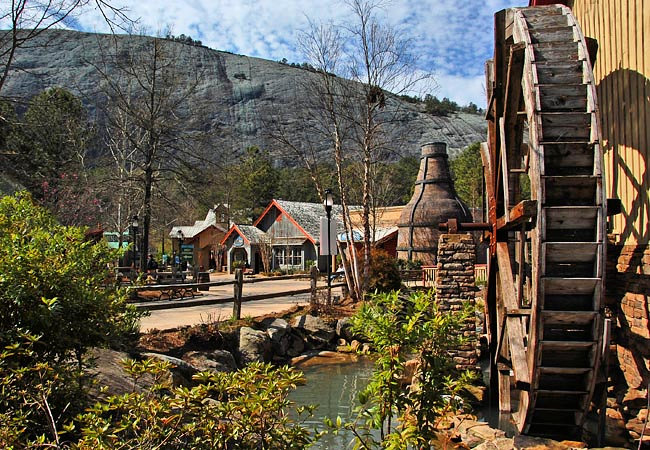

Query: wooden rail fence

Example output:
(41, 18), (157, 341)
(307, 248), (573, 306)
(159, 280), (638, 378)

(128, 269), (345, 318)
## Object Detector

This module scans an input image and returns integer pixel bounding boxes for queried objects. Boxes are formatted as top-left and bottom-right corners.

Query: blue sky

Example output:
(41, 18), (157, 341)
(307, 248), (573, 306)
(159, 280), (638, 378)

(8, 0), (529, 107)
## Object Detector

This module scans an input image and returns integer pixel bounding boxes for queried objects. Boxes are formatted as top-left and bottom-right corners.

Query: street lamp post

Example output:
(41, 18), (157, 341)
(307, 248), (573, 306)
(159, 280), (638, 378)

(131, 215), (139, 270)
(323, 189), (334, 305)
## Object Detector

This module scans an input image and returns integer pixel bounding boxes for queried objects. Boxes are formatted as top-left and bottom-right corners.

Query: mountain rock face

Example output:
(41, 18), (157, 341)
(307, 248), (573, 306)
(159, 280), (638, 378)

(2, 30), (486, 162)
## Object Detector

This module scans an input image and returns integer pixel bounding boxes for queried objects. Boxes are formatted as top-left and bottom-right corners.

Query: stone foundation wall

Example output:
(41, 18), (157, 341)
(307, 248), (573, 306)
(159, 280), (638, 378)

(607, 243), (650, 404)
(436, 233), (478, 370)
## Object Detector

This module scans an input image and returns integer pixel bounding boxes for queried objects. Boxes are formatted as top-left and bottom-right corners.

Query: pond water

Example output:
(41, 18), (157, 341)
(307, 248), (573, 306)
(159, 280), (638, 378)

(290, 355), (498, 448)
(289, 356), (376, 449)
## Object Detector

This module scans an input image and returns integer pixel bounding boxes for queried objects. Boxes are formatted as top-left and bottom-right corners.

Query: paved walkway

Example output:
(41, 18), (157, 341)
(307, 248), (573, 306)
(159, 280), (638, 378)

(140, 293), (311, 331)
(139, 272), (342, 331)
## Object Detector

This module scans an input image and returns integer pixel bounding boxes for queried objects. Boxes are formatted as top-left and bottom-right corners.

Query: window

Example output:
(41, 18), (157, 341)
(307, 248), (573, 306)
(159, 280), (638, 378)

(274, 247), (302, 267)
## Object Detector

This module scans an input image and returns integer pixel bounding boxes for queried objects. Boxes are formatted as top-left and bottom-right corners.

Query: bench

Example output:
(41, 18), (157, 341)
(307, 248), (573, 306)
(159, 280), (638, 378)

(157, 285), (196, 301)
(155, 271), (195, 301)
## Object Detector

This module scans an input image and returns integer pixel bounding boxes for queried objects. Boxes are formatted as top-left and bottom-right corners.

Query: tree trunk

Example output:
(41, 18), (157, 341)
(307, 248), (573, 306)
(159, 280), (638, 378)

(141, 165), (153, 270)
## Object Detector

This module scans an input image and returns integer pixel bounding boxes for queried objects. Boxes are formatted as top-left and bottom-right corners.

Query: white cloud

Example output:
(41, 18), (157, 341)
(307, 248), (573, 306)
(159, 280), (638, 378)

(2, 0), (528, 105)
(433, 72), (486, 107)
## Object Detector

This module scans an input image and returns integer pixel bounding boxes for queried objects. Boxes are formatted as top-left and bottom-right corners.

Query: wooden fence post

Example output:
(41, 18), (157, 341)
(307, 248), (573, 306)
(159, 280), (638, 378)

(233, 268), (243, 320)
(310, 265), (318, 303)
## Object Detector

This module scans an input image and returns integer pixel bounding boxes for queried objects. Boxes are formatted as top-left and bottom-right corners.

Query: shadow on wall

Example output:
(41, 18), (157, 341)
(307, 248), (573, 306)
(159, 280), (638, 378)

(606, 244), (650, 394)
(598, 68), (650, 245)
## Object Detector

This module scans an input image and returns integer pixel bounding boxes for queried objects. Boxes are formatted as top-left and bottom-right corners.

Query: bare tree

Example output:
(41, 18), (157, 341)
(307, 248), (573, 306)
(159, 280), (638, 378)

(257, 235), (274, 273)
(0, 0), (131, 96)
(92, 34), (208, 269)
(101, 103), (142, 247)
(292, 0), (431, 297)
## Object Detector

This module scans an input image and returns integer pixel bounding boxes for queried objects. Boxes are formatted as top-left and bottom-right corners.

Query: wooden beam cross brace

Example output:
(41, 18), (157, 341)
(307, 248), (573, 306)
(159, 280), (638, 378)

(496, 199), (537, 231)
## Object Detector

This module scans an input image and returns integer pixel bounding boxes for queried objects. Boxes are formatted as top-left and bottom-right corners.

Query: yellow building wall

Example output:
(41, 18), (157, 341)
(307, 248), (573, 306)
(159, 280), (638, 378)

(570, 0), (650, 245)
(348, 205), (404, 229)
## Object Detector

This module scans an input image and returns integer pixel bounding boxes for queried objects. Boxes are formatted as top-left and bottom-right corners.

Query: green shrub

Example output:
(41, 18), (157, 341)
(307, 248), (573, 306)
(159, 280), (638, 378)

(0, 193), (144, 444)
(0, 347), (318, 448)
(76, 360), (316, 448)
(396, 258), (423, 270)
(231, 260), (246, 270)
(338, 289), (476, 447)
(0, 334), (84, 447)
(367, 249), (401, 293)
(0, 193), (141, 363)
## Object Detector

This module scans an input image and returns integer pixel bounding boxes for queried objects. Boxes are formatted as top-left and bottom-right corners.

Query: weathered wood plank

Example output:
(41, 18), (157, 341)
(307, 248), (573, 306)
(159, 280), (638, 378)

(544, 261), (596, 278)
(522, 7), (563, 18)
(496, 242), (531, 389)
(524, 14), (568, 29)
(544, 142), (594, 174)
(544, 206), (598, 230)
(540, 111), (590, 126)
(542, 310), (597, 325)
(543, 242), (599, 263)
(543, 277), (598, 296)
(508, 308), (532, 316)
(499, 369), (511, 412)
(539, 85), (588, 111)
(541, 340), (595, 348)
(536, 62), (584, 84)
(499, 118), (510, 213)
(529, 28), (575, 43)
(544, 176), (597, 206)
(539, 367), (591, 374)
(497, 199), (537, 230)
(534, 46), (579, 63)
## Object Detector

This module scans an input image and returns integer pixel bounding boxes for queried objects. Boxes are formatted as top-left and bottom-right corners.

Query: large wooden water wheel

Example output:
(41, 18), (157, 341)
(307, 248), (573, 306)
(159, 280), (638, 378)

(483, 5), (607, 437)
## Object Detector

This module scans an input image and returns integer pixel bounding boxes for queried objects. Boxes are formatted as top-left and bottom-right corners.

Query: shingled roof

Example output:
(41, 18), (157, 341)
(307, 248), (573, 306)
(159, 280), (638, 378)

(237, 225), (268, 244)
(170, 206), (227, 239)
(274, 200), (343, 243)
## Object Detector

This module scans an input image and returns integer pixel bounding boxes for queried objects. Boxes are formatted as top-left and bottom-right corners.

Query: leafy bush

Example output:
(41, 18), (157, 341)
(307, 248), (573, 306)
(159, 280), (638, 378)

(0, 193), (144, 443)
(72, 360), (317, 449)
(231, 260), (246, 270)
(338, 290), (476, 447)
(0, 334), (85, 447)
(367, 249), (401, 293)
(0, 193), (141, 362)
(396, 258), (423, 270)
(0, 348), (318, 448)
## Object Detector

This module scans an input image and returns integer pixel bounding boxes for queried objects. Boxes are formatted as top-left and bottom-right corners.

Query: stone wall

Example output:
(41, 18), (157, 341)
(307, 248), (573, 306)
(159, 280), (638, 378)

(436, 233), (478, 370)
(607, 244), (650, 404)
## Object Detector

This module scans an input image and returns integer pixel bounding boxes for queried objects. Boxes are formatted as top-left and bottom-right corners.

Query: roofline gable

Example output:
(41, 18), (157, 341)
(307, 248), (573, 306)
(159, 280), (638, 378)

(220, 224), (250, 246)
(252, 199), (316, 244)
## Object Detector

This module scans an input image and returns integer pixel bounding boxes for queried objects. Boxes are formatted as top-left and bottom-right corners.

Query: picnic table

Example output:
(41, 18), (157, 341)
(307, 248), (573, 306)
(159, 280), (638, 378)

(152, 271), (196, 301)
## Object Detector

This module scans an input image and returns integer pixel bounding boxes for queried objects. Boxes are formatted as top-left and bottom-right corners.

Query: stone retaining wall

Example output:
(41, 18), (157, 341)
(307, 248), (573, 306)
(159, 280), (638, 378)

(436, 233), (478, 370)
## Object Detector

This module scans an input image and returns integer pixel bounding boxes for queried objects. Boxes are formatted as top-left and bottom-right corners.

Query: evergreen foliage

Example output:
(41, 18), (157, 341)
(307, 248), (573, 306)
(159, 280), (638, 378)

(450, 142), (483, 210)
(1, 88), (91, 199)
(366, 249), (402, 293)
(231, 147), (280, 222)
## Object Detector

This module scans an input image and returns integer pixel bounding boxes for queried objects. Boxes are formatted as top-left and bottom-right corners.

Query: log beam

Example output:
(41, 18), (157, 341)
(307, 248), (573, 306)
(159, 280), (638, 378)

(496, 242), (531, 390)
(496, 200), (537, 231)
